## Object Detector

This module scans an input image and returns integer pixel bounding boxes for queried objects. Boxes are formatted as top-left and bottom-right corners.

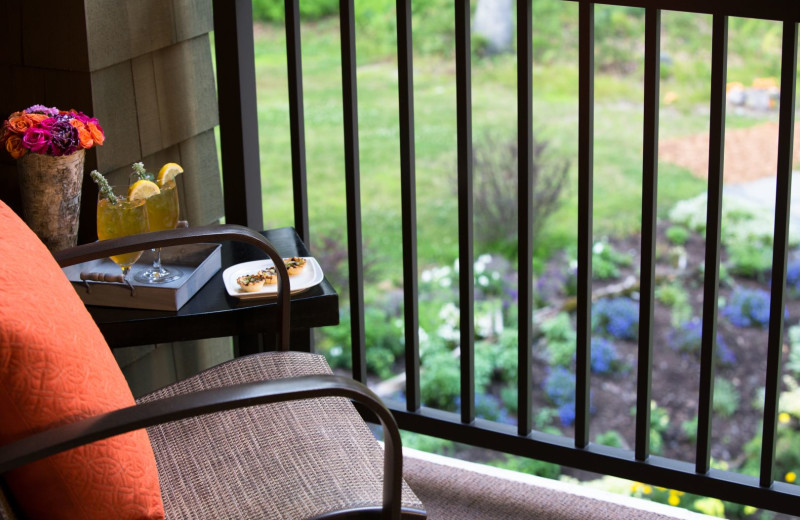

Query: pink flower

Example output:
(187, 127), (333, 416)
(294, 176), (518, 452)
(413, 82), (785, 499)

(22, 127), (51, 154)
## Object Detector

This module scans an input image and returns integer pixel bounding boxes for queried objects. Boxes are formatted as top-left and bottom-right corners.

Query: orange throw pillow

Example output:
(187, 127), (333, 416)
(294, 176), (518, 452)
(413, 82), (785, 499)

(0, 201), (164, 520)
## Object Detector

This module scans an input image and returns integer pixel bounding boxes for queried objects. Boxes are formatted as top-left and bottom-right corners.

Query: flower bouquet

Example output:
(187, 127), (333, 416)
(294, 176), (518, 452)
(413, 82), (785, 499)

(1, 105), (106, 252)
(1, 104), (104, 159)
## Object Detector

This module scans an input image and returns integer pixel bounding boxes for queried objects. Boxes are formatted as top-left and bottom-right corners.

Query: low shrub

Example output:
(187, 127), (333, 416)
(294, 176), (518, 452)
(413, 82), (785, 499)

(420, 346), (461, 410)
(726, 240), (772, 281)
(470, 132), (569, 256)
(540, 312), (576, 367)
(631, 401), (669, 455)
(592, 240), (633, 280)
(252, 0), (338, 22)
(655, 281), (692, 327)
(665, 225), (690, 245)
(713, 378), (740, 418)
(595, 429), (626, 448)
(488, 454), (562, 480)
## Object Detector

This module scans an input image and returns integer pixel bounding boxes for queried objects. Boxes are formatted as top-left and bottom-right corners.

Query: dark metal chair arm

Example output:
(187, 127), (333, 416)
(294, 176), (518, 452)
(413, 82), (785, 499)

(0, 374), (403, 520)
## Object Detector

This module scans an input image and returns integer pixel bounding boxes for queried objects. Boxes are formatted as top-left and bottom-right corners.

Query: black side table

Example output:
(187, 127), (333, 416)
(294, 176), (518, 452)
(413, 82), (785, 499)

(84, 227), (339, 355)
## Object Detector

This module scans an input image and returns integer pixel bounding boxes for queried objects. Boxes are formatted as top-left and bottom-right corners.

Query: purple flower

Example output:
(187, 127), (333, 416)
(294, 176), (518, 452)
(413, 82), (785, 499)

(45, 117), (79, 156)
(590, 337), (619, 374)
(22, 127), (51, 154)
(592, 297), (639, 341)
(24, 104), (58, 116)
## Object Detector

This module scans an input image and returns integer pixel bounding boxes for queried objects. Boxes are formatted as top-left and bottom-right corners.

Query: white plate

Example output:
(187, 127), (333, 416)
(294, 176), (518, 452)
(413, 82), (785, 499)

(222, 257), (323, 299)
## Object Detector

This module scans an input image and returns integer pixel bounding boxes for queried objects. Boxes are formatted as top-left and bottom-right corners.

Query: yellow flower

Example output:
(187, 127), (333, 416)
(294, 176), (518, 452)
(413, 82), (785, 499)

(779, 412), (791, 424)
(786, 472), (797, 483)
(643, 485), (652, 495)
(668, 495), (681, 506)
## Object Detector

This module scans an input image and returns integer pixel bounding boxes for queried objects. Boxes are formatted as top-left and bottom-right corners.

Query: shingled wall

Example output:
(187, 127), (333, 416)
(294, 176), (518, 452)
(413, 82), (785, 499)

(0, 0), (224, 243)
(0, 0), (233, 393)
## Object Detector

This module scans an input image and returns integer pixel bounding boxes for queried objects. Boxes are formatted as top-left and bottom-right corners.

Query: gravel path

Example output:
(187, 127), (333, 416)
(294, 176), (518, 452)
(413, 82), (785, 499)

(660, 120), (800, 229)
(660, 121), (800, 184)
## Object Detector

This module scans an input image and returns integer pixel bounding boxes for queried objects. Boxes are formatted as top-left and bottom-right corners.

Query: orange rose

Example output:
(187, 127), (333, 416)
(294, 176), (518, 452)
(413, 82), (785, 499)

(5, 113), (30, 134)
(5, 113), (47, 135)
(5, 134), (26, 159)
(25, 113), (47, 125)
(75, 124), (93, 149)
(87, 122), (104, 146)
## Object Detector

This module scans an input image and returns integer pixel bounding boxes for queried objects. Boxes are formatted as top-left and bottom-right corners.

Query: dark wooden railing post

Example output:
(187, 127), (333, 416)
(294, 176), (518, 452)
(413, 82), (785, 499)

(212, 0), (263, 229)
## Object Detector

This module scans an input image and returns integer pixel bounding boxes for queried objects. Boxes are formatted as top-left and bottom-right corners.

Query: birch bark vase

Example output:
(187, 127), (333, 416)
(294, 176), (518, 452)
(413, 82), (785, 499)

(17, 149), (85, 252)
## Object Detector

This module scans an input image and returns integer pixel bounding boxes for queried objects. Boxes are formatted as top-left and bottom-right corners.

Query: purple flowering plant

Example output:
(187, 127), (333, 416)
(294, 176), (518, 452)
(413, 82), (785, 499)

(722, 287), (786, 329)
(592, 297), (640, 341)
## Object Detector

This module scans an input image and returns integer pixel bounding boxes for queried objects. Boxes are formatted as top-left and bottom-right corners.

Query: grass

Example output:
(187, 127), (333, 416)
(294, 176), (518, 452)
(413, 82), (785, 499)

(248, 6), (785, 283)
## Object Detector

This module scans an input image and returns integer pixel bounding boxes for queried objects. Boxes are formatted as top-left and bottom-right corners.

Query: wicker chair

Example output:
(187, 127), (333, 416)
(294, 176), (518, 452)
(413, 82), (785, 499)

(0, 211), (425, 519)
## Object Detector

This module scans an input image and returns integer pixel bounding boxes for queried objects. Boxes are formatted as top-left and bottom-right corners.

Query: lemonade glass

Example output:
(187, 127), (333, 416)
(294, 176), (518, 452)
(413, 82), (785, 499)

(134, 179), (182, 283)
(96, 186), (149, 281)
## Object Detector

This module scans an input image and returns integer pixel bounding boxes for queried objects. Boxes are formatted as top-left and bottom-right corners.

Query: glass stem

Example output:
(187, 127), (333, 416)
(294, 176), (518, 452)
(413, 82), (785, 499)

(152, 248), (162, 271)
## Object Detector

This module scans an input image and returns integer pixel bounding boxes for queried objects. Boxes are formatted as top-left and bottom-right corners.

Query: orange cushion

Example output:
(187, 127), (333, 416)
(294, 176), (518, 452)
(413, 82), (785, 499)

(0, 200), (164, 520)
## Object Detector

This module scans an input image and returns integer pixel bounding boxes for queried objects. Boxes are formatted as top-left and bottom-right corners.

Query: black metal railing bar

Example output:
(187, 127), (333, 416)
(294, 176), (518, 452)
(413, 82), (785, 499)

(635, 5), (660, 463)
(455, 0), (476, 425)
(338, 0), (368, 383)
(517, 0), (534, 437)
(285, 0), (310, 244)
(396, 0), (422, 413)
(761, 19), (798, 488)
(697, 13), (727, 476)
(575, 0), (594, 449)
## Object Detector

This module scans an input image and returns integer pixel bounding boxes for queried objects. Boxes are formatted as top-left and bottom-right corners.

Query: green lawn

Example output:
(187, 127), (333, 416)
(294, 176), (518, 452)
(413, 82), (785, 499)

(249, 12), (781, 280)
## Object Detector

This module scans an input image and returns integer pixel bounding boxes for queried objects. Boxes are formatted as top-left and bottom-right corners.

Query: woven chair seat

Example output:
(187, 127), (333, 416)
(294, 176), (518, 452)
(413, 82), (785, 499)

(138, 351), (425, 519)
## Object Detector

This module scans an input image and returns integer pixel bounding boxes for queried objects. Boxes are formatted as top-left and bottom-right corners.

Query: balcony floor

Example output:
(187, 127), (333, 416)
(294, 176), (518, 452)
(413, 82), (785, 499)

(402, 448), (717, 520)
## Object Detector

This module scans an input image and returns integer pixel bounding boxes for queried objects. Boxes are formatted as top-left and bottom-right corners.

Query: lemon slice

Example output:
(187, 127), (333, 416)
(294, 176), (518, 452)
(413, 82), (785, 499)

(157, 162), (183, 186)
(128, 179), (161, 200)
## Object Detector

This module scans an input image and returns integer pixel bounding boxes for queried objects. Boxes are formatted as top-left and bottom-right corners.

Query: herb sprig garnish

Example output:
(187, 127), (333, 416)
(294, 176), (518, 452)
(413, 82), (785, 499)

(90, 170), (117, 204)
(131, 162), (155, 182)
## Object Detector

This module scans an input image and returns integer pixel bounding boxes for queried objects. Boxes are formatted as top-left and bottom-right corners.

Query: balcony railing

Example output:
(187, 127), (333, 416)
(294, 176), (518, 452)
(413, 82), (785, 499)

(212, 0), (800, 516)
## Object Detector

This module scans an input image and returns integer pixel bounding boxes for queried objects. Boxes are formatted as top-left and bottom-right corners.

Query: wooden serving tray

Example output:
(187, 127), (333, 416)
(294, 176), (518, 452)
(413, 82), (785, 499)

(63, 243), (222, 311)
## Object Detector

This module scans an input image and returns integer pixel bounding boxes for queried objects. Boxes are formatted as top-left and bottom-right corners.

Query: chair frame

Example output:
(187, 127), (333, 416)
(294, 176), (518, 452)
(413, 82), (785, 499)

(0, 225), (406, 519)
